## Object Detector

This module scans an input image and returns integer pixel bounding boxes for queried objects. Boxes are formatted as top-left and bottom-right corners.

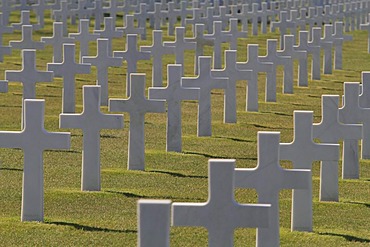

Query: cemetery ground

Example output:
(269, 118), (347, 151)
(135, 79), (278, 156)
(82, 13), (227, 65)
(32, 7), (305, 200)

(0, 11), (369, 246)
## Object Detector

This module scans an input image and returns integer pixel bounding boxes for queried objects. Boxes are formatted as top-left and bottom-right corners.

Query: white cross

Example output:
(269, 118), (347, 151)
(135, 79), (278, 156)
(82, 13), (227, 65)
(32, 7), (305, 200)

(53, 1), (69, 36)
(0, 99), (70, 222)
(339, 82), (370, 169)
(47, 44), (91, 113)
(118, 15), (144, 37)
(182, 56), (228, 137)
(167, 2), (181, 36)
(0, 80), (8, 93)
(114, 34), (151, 97)
(82, 39), (123, 106)
(60, 86), (123, 191)
(236, 44), (273, 112)
(333, 22), (352, 70)
(235, 131), (311, 247)
(172, 159), (271, 247)
(41, 22), (75, 63)
(259, 39), (293, 99)
(9, 25), (45, 50)
(280, 111), (339, 232)
(109, 74), (165, 170)
(138, 199), (171, 247)
(311, 27), (333, 75)
(102, 0), (123, 23)
(141, 30), (175, 87)
(212, 50), (252, 123)
(294, 31), (321, 81)
(94, 17), (123, 56)
(69, 19), (100, 62)
(164, 27), (196, 69)
(313, 95), (362, 201)
(271, 11), (297, 49)
(224, 18), (247, 51)
(0, 13), (13, 62)
(134, 3), (148, 40)
(278, 34), (308, 87)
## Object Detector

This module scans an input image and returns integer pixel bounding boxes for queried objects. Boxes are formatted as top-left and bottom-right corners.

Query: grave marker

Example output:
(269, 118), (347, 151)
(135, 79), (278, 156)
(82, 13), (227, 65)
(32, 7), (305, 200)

(9, 25), (45, 50)
(109, 74), (165, 170)
(149, 65), (200, 152)
(60, 86), (123, 191)
(235, 132), (311, 247)
(94, 17), (123, 56)
(172, 159), (271, 247)
(313, 95), (362, 201)
(280, 111), (339, 232)
(182, 56), (228, 137)
(47, 44), (91, 113)
(0, 99), (70, 222)
(114, 34), (150, 97)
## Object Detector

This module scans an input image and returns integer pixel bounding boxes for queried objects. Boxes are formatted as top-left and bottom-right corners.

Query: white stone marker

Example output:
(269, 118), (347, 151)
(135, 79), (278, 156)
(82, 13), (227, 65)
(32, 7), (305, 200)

(0, 99), (70, 222)
(182, 56), (228, 137)
(0, 13), (13, 62)
(0, 80), (8, 93)
(339, 82), (370, 174)
(12, 10), (37, 31)
(148, 2), (163, 30)
(9, 25), (45, 50)
(278, 34), (308, 88)
(280, 111), (339, 232)
(109, 74), (165, 170)
(211, 50), (252, 123)
(82, 38), (123, 106)
(90, 0), (104, 30)
(141, 30), (175, 87)
(172, 159), (271, 247)
(260, 39), (293, 99)
(333, 22), (352, 70)
(360, 72), (370, 108)
(294, 31), (321, 81)
(102, 0), (123, 23)
(47, 44), (91, 113)
(41, 22), (75, 63)
(167, 2), (180, 36)
(53, 1), (69, 36)
(114, 34), (150, 97)
(118, 15), (144, 38)
(94, 17), (122, 56)
(149, 65), (199, 152)
(360, 14), (370, 53)
(236, 44), (273, 112)
(185, 24), (215, 75)
(60, 86), (123, 191)
(313, 95), (362, 201)
(206, 21), (232, 69)
(69, 19), (100, 62)
(224, 18), (247, 50)
(5, 49), (53, 100)
(235, 131), (311, 247)
(271, 11), (297, 49)
(138, 199), (171, 247)
(134, 3), (148, 40)
(163, 27), (196, 69)
(311, 27), (333, 75)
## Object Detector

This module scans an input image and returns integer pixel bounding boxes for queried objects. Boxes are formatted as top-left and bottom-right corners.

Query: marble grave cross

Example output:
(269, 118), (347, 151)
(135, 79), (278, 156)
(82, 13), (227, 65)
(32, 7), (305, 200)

(60, 86), (123, 191)
(311, 27), (333, 75)
(313, 95), (362, 201)
(0, 99), (70, 222)
(9, 25), (45, 50)
(114, 34), (151, 97)
(47, 44), (91, 113)
(109, 74), (165, 170)
(94, 17), (123, 56)
(280, 111), (339, 232)
(149, 64), (200, 152)
(235, 131), (311, 247)
(182, 56), (228, 137)
(0, 13), (13, 62)
(82, 38), (123, 106)
(172, 159), (271, 247)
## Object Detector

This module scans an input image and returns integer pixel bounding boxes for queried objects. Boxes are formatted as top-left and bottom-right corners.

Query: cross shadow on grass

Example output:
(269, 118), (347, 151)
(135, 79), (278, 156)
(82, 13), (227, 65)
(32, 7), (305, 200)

(46, 221), (136, 234)
(0, 167), (23, 172)
(147, 170), (207, 179)
(105, 190), (205, 202)
(105, 190), (151, 199)
(344, 201), (370, 208)
(318, 232), (370, 243)
(182, 151), (257, 161)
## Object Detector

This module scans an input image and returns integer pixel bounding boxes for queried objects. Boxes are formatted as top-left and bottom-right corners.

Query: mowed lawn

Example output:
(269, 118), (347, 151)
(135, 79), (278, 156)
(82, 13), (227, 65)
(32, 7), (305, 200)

(0, 10), (368, 246)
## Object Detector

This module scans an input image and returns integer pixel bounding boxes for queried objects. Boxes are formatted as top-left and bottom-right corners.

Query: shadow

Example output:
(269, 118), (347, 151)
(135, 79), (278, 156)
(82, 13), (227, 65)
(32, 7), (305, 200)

(344, 201), (370, 208)
(148, 170), (207, 179)
(0, 167), (23, 172)
(48, 149), (81, 154)
(105, 190), (151, 199)
(101, 134), (120, 139)
(38, 94), (59, 98)
(213, 136), (254, 143)
(46, 221), (136, 234)
(0, 104), (22, 108)
(182, 151), (257, 161)
(318, 232), (370, 243)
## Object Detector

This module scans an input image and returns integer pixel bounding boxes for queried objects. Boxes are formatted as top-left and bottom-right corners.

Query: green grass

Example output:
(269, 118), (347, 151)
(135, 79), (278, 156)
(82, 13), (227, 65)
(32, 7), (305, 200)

(0, 11), (369, 246)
